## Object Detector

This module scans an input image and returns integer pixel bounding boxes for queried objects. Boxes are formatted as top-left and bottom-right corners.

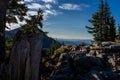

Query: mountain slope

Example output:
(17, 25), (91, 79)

(5, 28), (61, 48)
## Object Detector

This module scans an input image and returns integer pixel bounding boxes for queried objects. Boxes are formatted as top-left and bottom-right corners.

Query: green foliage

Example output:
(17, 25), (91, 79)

(115, 39), (120, 43)
(42, 48), (51, 57)
(115, 25), (120, 43)
(50, 41), (61, 56)
(21, 9), (44, 35)
(86, 0), (116, 41)
(6, 0), (44, 35)
(6, 0), (28, 24)
(5, 37), (14, 59)
(41, 41), (61, 57)
(54, 44), (72, 54)
(117, 24), (120, 39)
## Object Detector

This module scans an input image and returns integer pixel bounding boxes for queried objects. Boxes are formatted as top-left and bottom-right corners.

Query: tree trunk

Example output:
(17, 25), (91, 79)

(0, 0), (8, 63)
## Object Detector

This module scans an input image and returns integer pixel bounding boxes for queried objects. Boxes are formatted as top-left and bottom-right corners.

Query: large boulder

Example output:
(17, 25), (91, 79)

(28, 33), (43, 80)
(110, 45), (120, 50)
(74, 56), (103, 70)
(107, 57), (116, 70)
(102, 41), (115, 47)
(85, 70), (104, 80)
(8, 33), (43, 80)
(8, 38), (31, 80)
(101, 71), (119, 80)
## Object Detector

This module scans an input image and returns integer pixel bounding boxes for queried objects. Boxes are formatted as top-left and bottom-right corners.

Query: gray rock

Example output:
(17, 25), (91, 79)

(102, 41), (115, 47)
(110, 45), (120, 50)
(8, 33), (43, 80)
(85, 70), (104, 80)
(101, 71), (119, 80)
(51, 74), (69, 80)
(74, 56), (103, 70)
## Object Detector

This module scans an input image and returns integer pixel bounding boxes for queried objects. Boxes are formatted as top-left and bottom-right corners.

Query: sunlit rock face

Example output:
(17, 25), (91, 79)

(8, 33), (43, 80)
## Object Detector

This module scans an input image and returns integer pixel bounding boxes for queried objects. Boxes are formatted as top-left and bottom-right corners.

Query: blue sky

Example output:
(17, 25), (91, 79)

(23, 0), (120, 39)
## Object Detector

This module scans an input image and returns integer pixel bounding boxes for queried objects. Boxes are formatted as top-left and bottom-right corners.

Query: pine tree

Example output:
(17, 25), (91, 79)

(6, 0), (44, 37)
(104, 1), (116, 41)
(109, 16), (116, 41)
(117, 24), (120, 39)
(21, 9), (44, 35)
(6, 0), (28, 26)
(86, 0), (105, 41)
(50, 40), (61, 55)
(86, 0), (116, 41)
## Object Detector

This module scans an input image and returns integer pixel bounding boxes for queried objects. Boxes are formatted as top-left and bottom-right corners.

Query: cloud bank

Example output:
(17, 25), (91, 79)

(59, 4), (80, 10)
(26, 3), (58, 20)
(59, 3), (90, 10)
(41, 0), (56, 3)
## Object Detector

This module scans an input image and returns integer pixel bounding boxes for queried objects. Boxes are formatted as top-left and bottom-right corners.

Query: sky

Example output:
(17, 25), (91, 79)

(9, 0), (120, 39)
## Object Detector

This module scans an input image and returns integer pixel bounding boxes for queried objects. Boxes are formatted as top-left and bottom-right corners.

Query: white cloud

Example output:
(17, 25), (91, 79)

(27, 3), (43, 9)
(24, 0), (33, 2)
(17, 1), (25, 4)
(80, 4), (90, 8)
(27, 11), (38, 15)
(43, 10), (57, 19)
(6, 16), (26, 31)
(44, 10), (57, 15)
(59, 4), (80, 10)
(41, 0), (56, 3)
(45, 4), (52, 9)
(27, 9), (58, 20)
(24, 0), (57, 3)
(59, 3), (90, 10)
(26, 2), (59, 20)
(27, 3), (52, 10)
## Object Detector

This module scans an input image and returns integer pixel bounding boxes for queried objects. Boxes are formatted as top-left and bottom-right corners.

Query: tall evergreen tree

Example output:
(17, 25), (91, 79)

(117, 24), (120, 39)
(21, 9), (44, 35)
(104, 1), (116, 41)
(86, 0), (116, 41)
(6, 0), (44, 37)
(6, 0), (28, 26)
(109, 16), (116, 41)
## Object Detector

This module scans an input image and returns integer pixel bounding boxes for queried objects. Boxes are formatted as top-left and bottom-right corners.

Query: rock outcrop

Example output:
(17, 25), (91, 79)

(8, 33), (43, 80)
(41, 43), (120, 80)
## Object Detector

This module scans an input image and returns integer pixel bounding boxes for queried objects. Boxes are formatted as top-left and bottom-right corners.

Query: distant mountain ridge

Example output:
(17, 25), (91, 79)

(56, 38), (92, 45)
(5, 28), (61, 48)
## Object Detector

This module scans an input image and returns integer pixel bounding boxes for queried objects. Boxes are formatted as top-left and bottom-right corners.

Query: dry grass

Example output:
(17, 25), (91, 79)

(115, 39), (120, 43)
